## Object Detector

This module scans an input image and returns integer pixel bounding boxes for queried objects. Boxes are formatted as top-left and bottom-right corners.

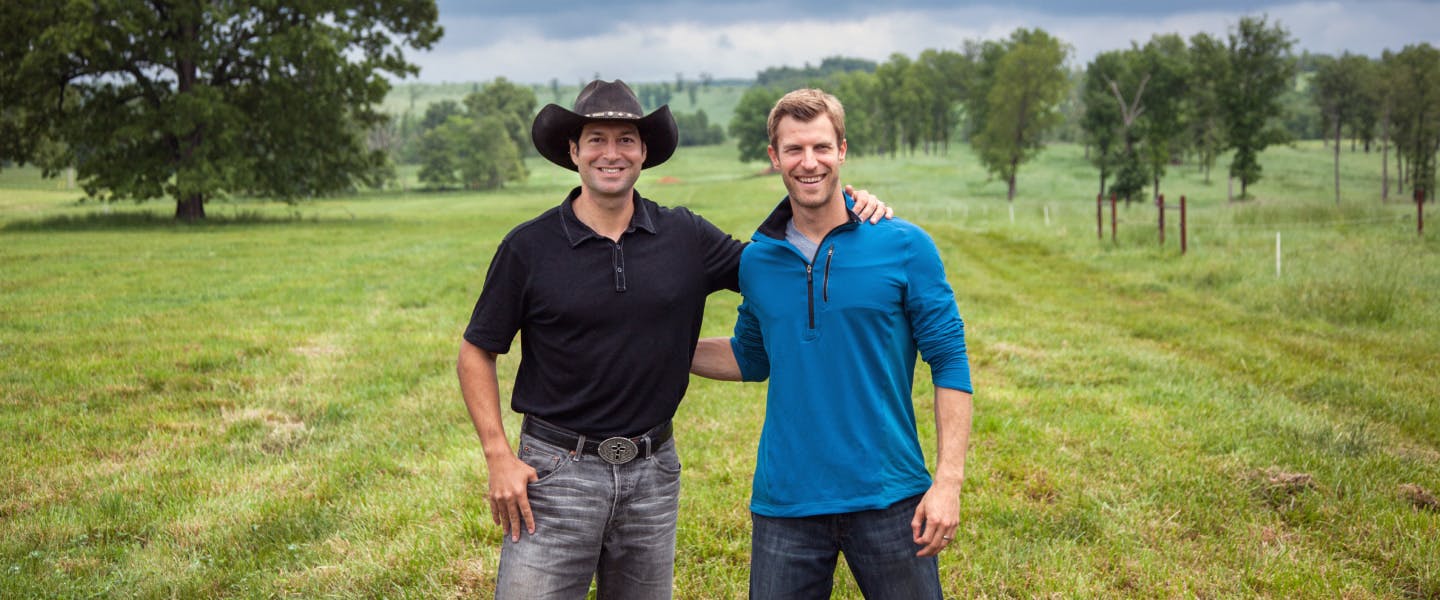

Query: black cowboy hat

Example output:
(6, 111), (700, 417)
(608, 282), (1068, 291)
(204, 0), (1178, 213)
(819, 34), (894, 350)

(531, 80), (678, 171)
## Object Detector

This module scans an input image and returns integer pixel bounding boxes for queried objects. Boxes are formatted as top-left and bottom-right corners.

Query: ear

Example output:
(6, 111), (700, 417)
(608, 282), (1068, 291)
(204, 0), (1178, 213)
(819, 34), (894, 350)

(569, 140), (580, 167)
(838, 138), (847, 163)
(767, 144), (779, 170)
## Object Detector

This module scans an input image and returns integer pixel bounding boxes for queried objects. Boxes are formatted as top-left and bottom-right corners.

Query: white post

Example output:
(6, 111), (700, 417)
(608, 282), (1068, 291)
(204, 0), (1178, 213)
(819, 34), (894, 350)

(1275, 232), (1282, 278)
(1009, 204), (1015, 224)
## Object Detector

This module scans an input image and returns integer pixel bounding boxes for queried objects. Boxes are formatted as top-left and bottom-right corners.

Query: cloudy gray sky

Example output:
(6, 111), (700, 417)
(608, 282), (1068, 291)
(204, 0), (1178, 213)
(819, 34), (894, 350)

(409, 1), (1440, 83)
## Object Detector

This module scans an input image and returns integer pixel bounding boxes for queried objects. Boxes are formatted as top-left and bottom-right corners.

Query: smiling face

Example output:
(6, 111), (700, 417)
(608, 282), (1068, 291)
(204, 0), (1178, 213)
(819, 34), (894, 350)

(570, 121), (647, 199)
(768, 113), (847, 211)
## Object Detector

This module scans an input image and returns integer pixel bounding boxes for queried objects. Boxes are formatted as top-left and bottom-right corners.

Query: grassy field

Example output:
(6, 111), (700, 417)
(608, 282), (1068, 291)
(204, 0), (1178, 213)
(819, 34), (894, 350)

(2, 141), (1438, 598)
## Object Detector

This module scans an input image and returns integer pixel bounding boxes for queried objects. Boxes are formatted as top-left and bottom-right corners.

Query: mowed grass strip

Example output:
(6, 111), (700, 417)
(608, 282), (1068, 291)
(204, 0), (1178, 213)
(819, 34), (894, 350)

(2, 142), (1437, 598)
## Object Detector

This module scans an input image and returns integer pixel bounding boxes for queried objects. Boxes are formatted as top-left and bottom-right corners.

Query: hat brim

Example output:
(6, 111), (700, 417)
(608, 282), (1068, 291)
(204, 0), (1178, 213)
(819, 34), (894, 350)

(531, 104), (677, 171)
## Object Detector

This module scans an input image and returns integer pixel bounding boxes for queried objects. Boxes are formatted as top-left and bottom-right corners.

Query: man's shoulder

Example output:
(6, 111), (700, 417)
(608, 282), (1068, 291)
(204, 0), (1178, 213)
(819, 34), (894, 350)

(499, 205), (564, 244)
(854, 216), (932, 246)
(639, 195), (704, 224)
(637, 194), (738, 244)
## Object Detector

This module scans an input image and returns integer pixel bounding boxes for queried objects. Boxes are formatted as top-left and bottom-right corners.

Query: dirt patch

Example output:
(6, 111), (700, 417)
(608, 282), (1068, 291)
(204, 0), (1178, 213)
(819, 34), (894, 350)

(222, 407), (296, 425)
(1245, 467), (1315, 509)
(1398, 483), (1439, 512)
(222, 407), (310, 452)
(452, 558), (493, 599)
(293, 342), (342, 358)
(1023, 470), (1060, 504)
(655, 176), (682, 184)
(263, 421), (310, 452)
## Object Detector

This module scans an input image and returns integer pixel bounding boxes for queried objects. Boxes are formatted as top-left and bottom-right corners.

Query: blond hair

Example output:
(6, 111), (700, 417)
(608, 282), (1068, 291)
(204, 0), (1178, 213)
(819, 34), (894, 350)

(767, 88), (846, 148)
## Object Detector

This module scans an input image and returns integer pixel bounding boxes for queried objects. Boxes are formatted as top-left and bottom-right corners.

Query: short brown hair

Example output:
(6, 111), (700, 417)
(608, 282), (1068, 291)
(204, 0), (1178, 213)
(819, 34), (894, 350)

(767, 88), (846, 148)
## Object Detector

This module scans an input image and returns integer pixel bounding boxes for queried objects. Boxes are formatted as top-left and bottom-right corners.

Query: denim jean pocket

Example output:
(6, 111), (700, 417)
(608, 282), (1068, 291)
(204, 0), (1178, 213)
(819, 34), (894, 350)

(650, 440), (682, 475)
(518, 436), (569, 483)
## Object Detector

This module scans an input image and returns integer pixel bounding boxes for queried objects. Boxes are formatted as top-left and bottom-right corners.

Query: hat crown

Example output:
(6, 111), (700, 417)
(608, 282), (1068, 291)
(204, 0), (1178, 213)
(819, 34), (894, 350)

(531, 79), (676, 171)
(572, 80), (645, 120)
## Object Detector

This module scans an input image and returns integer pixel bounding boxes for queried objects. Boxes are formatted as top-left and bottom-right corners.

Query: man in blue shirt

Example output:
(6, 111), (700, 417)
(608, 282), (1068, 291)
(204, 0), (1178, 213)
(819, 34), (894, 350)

(692, 88), (973, 599)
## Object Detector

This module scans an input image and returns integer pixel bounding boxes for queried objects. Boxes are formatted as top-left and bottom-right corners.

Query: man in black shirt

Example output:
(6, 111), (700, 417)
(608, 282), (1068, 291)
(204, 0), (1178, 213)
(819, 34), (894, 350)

(456, 80), (886, 598)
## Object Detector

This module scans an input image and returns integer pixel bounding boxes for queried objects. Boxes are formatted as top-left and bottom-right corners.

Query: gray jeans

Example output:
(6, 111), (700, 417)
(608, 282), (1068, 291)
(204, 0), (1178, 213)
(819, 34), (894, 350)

(494, 431), (682, 599)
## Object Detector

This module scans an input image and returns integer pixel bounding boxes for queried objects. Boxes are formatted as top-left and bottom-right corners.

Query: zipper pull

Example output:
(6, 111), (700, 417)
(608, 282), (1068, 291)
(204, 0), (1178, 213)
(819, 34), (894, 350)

(823, 247), (833, 302)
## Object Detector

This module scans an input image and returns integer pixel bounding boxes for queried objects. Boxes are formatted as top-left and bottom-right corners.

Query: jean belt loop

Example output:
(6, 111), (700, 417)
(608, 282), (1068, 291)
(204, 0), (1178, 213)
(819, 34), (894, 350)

(571, 434), (586, 461)
(644, 436), (653, 460)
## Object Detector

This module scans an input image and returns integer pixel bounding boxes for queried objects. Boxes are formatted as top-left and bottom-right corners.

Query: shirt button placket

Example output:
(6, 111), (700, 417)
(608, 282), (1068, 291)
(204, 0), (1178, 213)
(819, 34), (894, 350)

(612, 242), (627, 292)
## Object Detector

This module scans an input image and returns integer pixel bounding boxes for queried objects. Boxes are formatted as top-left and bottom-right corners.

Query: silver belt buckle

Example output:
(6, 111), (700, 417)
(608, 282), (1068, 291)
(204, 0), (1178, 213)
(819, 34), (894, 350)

(597, 437), (639, 464)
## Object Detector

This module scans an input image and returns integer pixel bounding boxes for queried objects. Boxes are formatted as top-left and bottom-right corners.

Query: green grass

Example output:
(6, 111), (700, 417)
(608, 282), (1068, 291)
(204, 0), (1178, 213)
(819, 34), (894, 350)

(2, 141), (1438, 598)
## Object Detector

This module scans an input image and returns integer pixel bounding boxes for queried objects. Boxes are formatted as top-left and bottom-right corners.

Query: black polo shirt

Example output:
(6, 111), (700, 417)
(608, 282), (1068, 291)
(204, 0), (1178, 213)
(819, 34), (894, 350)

(464, 187), (743, 437)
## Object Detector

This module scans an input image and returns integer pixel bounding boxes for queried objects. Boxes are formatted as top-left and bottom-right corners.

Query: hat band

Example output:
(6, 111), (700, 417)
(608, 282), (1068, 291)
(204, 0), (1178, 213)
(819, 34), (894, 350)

(584, 111), (642, 119)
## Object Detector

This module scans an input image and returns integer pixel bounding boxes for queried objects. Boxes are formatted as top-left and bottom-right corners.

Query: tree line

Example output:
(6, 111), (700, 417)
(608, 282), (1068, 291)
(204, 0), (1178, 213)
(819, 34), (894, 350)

(379, 79), (722, 190)
(4, 2), (1438, 221)
(728, 17), (1440, 204)
(1086, 20), (1440, 204)
(730, 29), (1072, 201)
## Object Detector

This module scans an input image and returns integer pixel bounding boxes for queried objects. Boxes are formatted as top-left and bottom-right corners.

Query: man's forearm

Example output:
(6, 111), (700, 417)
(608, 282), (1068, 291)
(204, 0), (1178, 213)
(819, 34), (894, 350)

(933, 387), (973, 489)
(457, 340), (513, 460)
(691, 337), (742, 381)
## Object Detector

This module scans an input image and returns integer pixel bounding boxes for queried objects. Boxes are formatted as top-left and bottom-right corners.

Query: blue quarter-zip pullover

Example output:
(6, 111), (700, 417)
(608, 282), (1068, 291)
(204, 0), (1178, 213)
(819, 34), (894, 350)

(730, 194), (972, 518)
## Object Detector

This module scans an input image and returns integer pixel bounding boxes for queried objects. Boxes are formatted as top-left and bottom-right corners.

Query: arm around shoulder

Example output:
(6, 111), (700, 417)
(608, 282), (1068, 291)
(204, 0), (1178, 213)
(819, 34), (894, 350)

(691, 337), (742, 381)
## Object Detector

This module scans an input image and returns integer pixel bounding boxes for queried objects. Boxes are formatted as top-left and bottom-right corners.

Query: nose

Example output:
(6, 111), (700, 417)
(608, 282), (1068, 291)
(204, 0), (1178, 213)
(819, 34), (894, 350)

(800, 148), (818, 169)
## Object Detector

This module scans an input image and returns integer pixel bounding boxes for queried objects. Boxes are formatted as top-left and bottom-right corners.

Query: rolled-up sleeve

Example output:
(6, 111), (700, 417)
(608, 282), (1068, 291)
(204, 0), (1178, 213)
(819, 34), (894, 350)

(904, 231), (972, 394)
(730, 300), (770, 382)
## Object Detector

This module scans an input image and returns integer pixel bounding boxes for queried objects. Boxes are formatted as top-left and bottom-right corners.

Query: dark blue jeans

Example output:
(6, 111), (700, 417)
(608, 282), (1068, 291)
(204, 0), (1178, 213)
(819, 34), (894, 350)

(749, 493), (942, 600)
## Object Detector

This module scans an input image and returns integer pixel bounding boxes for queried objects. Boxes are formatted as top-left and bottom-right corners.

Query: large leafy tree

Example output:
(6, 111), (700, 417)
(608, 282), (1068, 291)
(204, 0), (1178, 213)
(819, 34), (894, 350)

(829, 70), (883, 156)
(418, 114), (524, 191)
(418, 79), (532, 190)
(916, 49), (968, 155)
(874, 54), (916, 157)
(1096, 48), (1150, 204)
(1388, 43), (1440, 202)
(1080, 50), (1130, 199)
(1220, 15), (1296, 199)
(1311, 52), (1373, 203)
(729, 86), (782, 165)
(0, 0), (441, 221)
(1136, 34), (1191, 203)
(1187, 32), (1229, 184)
(971, 28), (1070, 201)
(462, 77), (534, 157)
